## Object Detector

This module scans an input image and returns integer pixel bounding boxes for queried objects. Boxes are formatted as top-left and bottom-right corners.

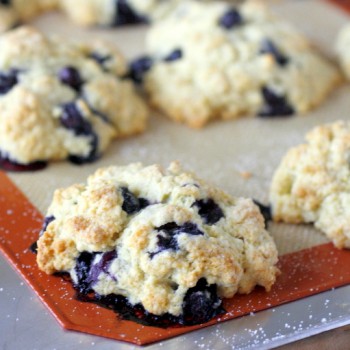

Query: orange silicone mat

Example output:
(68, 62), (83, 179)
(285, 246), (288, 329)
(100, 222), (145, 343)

(1, 171), (350, 346)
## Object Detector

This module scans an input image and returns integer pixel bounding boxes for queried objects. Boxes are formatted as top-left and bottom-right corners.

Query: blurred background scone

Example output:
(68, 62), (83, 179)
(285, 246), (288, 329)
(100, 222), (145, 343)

(130, 0), (341, 127)
(0, 0), (245, 31)
(0, 26), (148, 171)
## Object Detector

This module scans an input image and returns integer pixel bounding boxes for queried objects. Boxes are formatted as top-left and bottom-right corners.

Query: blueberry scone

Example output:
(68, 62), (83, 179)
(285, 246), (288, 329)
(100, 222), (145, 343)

(36, 162), (279, 325)
(0, 26), (148, 171)
(62, 0), (244, 27)
(336, 24), (350, 79)
(0, 0), (242, 31)
(130, 0), (341, 128)
(270, 121), (350, 249)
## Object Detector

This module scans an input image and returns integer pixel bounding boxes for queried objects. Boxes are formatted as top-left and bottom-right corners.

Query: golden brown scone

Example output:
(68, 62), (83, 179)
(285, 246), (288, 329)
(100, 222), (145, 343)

(270, 121), (350, 249)
(37, 162), (279, 323)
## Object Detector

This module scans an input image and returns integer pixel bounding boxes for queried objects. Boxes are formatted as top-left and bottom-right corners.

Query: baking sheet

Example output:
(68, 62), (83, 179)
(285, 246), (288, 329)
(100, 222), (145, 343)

(1, 0), (350, 348)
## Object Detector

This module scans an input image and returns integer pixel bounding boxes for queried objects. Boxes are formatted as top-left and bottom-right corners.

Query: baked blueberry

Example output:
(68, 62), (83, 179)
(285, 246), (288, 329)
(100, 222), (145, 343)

(68, 134), (99, 165)
(152, 222), (204, 256)
(182, 278), (223, 325)
(218, 8), (243, 29)
(260, 39), (289, 67)
(59, 66), (84, 91)
(113, 0), (147, 26)
(40, 215), (55, 235)
(88, 250), (118, 286)
(60, 103), (100, 164)
(128, 56), (153, 84)
(194, 199), (224, 225)
(29, 216), (55, 255)
(154, 223), (181, 253)
(60, 102), (93, 136)
(164, 49), (183, 62)
(258, 87), (294, 117)
(0, 69), (18, 95)
(29, 241), (38, 254)
(74, 252), (96, 294)
(0, 151), (47, 172)
(121, 187), (150, 214)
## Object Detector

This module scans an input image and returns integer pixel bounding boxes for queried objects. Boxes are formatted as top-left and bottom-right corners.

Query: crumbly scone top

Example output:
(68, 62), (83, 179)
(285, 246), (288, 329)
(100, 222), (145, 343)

(270, 121), (350, 249)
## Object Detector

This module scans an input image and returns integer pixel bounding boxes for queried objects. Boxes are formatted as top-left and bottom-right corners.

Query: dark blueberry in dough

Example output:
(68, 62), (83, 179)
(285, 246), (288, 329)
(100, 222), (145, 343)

(68, 133), (99, 165)
(164, 49), (183, 62)
(60, 103), (100, 164)
(58, 66), (84, 92)
(218, 8), (243, 29)
(258, 87), (295, 117)
(88, 250), (118, 286)
(74, 252), (96, 294)
(0, 69), (18, 95)
(194, 199), (224, 225)
(121, 187), (149, 215)
(60, 103), (93, 136)
(151, 222), (204, 256)
(113, 0), (148, 26)
(175, 222), (204, 236)
(89, 52), (112, 67)
(40, 215), (55, 236)
(253, 200), (272, 228)
(128, 56), (153, 84)
(29, 241), (38, 254)
(182, 278), (223, 325)
(30, 215), (55, 254)
(260, 39), (289, 67)
(0, 0), (11, 6)
(0, 151), (47, 172)
(154, 227), (179, 253)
